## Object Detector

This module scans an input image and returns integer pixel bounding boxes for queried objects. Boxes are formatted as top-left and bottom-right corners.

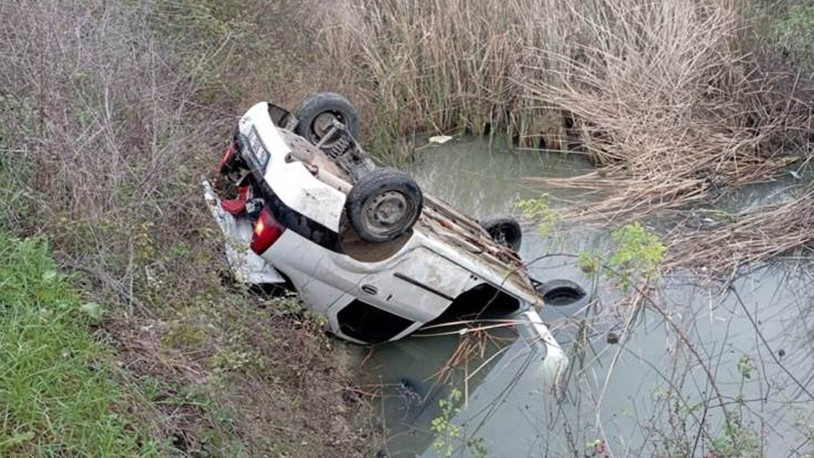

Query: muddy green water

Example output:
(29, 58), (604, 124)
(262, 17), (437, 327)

(359, 137), (814, 457)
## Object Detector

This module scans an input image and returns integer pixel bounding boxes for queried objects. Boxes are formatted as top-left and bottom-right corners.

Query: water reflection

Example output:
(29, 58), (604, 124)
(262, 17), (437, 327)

(360, 137), (814, 457)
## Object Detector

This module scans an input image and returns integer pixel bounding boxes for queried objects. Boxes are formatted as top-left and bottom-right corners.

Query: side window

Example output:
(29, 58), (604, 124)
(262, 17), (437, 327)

(337, 300), (414, 343)
(428, 284), (521, 325)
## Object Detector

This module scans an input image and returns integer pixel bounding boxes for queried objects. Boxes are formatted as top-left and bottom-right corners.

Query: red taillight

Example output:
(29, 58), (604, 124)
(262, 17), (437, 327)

(250, 208), (285, 254)
(219, 143), (235, 173)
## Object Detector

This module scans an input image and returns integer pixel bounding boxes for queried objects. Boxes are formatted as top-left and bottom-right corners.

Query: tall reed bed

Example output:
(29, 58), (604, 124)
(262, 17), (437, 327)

(325, 0), (812, 227)
(323, 0), (573, 152)
(523, 0), (813, 222)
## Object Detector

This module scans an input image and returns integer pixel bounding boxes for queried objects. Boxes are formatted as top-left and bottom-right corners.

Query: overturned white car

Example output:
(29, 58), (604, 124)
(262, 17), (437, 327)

(203, 93), (578, 359)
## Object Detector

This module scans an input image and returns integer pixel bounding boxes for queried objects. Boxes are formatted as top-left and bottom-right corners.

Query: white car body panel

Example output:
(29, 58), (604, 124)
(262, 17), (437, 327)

(521, 310), (569, 381)
(238, 102), (346, 231)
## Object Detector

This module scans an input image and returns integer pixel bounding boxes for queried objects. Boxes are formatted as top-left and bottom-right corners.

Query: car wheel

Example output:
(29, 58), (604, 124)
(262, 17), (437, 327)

(346, 168), (423, 243)
(536, 279), (587, 306)
(294, 92), (360, 147)
(480, 217), (522, 251)
(535, 279), (590, 321)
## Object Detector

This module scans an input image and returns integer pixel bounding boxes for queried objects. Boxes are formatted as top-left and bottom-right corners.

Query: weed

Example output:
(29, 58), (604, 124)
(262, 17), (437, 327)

(323, 0), (570, 153)
(577, 222), (666, 291)
(516, 196), (559, 239)
(607, 223), (666, 290)
(430, 388), (491, 458)
(776, 3), (814, 69)
(0, 0), (378, 454)
(578, 252), (603, 276)
(430, 388), (463, 457)
(0, 232), (157, 457)
(709, 415), (761, 458)
(737, 355), (754, 380)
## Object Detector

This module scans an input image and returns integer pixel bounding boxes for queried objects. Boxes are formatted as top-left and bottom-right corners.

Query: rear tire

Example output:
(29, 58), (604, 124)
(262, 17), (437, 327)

(295, 92), (360, 146)
(480, 217), (522, 251)
(346, 168), (423, 243)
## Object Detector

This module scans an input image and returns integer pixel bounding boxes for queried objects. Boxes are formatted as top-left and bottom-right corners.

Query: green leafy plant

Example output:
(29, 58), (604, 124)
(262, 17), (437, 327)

(737, 355), (754, 380)
(709, 416), (761, 458)
(431, 388), (463, 457)
(0, 232), (157, 457)
(607, 223), (666, 291)
(467, 436), (490, 458)
(578, 251), (603, 276)
(516, 196), (558, 239)
(576, 223), (665, 291)
(707, 356), (762, 458)
(430, 388), (490, 457)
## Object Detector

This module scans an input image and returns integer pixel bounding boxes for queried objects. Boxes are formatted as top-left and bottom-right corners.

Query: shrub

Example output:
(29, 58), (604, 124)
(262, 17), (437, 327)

(323, 0), (570, 152)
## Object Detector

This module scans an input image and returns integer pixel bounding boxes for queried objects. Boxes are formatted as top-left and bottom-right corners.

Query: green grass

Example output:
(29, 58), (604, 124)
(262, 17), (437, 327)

(0, 232), (158, 457)
(776, 2), (814, 69)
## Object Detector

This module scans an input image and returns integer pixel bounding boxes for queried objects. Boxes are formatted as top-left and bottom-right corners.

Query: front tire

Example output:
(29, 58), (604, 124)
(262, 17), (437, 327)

(480, 217), (522, 251)
(346, 168), (423, 243)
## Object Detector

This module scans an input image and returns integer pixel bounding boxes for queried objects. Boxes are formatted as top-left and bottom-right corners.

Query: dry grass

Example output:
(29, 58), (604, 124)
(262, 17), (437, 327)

(325, 0), (813, 233)
(666, 190), (814, 276)
(0, 0), (377, 455)
(323, 0), (814, 274)
(323, 0), (573, 153)
(521, 0), (813, 225)
(515, 0), (814, 274)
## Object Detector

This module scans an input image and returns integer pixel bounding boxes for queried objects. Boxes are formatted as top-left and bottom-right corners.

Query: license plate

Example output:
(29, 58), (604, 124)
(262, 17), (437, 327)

(248, 126), (270, 170)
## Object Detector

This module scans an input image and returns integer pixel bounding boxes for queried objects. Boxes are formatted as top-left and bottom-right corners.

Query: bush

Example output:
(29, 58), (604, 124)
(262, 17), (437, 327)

(0, 1), (377, 456)
(324, 0), (570, 152)
(325, 0), (812, 221)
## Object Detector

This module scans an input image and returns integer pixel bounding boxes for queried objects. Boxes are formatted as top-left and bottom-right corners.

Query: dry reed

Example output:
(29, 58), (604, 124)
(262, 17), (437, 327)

(522, 0), (813, 223)
(518, 0), (814, 273)
(323, 0), (572, 151)
(666, 190), (814, 275)
(325, 0), (814, 273)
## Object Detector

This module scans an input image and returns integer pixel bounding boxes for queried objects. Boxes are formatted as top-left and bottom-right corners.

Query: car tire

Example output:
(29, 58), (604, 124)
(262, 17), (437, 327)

(346, 168), (423, 243)
(480, 217), (522, 251)
(295, 92), (360, 146)
(536, 279), (587, 307)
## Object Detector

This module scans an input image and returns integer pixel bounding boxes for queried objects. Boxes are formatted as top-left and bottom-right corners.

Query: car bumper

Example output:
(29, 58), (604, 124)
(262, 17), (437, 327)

(202, 178), (286, 284)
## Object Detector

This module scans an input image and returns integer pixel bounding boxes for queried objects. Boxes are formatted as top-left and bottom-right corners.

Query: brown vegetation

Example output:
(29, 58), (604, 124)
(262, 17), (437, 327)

(324, 0), (572, 152)
(2, 0), (814, 454)
(666, 191), (814, 275)
(523, 0), (812, 217)
(525, 0), (814, 274)
(0, 0), (376, 455)
(326, 0), (814, 274)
